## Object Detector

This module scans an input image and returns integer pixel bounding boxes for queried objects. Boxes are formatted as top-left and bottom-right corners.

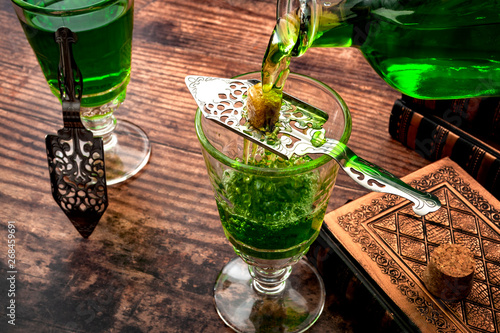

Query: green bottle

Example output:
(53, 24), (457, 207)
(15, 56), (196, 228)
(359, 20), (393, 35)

(272, 0), (500, 99)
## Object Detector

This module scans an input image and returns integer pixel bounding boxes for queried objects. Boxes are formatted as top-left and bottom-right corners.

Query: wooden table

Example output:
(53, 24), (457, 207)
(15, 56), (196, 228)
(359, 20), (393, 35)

(0, 0), (431, 332)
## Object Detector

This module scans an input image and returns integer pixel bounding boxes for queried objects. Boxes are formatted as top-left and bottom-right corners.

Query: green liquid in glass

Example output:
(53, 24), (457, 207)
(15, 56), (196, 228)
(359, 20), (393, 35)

(215, 153), (325, 260)
(17, 0), (133, 109)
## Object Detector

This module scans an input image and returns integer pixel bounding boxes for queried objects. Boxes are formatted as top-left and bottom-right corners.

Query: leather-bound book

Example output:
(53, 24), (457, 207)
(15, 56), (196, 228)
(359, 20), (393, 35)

(389, 98), (500, 199)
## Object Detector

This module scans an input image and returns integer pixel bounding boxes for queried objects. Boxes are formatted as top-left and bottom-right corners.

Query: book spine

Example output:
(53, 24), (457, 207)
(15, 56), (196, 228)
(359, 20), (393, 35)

(389, 99), (500, 199)
(401, 95), (500, 144)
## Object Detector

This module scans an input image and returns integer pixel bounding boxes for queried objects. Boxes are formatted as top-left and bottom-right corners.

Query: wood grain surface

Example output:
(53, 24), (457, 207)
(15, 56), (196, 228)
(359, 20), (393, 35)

(0, 0), (430, 332)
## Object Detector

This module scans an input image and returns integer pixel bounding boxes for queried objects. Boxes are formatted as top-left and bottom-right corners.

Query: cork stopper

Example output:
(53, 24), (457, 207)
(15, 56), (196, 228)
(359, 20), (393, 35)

(423, 243), (474, 302)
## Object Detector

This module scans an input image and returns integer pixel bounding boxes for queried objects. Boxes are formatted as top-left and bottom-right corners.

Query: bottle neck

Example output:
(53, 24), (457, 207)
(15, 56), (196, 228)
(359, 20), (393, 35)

(277, 0), (319, 57)
(278, 0), (374, 56)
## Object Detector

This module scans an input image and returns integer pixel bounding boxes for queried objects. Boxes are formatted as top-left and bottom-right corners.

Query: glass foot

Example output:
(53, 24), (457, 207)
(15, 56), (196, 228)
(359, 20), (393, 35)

(214, 257), (325, 333)
(103, 119), (151, 186)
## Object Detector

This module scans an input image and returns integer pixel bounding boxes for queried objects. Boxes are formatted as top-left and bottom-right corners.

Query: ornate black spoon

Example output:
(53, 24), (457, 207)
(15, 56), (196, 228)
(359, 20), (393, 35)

(45, 27), (108, 238)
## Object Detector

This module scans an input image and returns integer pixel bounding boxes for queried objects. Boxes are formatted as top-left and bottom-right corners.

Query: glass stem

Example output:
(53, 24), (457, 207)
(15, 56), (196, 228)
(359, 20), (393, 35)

(249, 265), (292, 295)
(80, 104), (119, 148)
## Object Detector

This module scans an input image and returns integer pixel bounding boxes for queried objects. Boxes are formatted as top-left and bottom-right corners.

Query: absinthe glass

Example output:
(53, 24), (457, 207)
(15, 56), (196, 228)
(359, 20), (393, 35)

(11, 0), (150, 185)
(196, 72), (351, 332)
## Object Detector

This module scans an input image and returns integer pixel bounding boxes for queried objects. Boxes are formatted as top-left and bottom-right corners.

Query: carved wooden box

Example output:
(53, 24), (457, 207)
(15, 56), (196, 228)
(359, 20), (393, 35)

(323, 157), (500, 332)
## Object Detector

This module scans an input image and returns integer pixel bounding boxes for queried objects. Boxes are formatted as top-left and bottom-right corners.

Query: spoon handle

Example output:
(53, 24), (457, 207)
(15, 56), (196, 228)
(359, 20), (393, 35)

(328, 141), (441, 216)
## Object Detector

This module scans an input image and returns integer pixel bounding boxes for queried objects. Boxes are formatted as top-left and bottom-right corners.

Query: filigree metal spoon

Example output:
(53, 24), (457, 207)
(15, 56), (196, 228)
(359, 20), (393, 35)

(186, 75), (441, 216)
(45, 27), (108, 238)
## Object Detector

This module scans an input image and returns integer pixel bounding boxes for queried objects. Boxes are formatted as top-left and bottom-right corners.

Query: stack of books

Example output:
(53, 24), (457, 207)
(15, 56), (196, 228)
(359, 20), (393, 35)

(389, 95), (500, 199)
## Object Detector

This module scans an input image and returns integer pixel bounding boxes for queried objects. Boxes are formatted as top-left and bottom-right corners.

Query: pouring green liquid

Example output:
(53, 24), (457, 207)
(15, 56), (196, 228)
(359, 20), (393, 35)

(264, 0), (500, 100)
(212, 12), (325, 260)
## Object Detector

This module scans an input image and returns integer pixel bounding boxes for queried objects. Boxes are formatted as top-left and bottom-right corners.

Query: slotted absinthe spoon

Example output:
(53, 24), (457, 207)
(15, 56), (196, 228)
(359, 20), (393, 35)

(45, 27), (108, 238)
(186, 75), (441, 216)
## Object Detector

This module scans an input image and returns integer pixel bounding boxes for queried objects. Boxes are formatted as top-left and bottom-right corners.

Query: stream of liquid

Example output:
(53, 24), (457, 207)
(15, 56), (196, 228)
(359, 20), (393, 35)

(261, 11), (301, 99)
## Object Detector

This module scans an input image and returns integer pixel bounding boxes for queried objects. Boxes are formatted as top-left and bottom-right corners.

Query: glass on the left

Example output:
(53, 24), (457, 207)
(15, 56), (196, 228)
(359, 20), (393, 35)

(11, 0), (151, 185)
